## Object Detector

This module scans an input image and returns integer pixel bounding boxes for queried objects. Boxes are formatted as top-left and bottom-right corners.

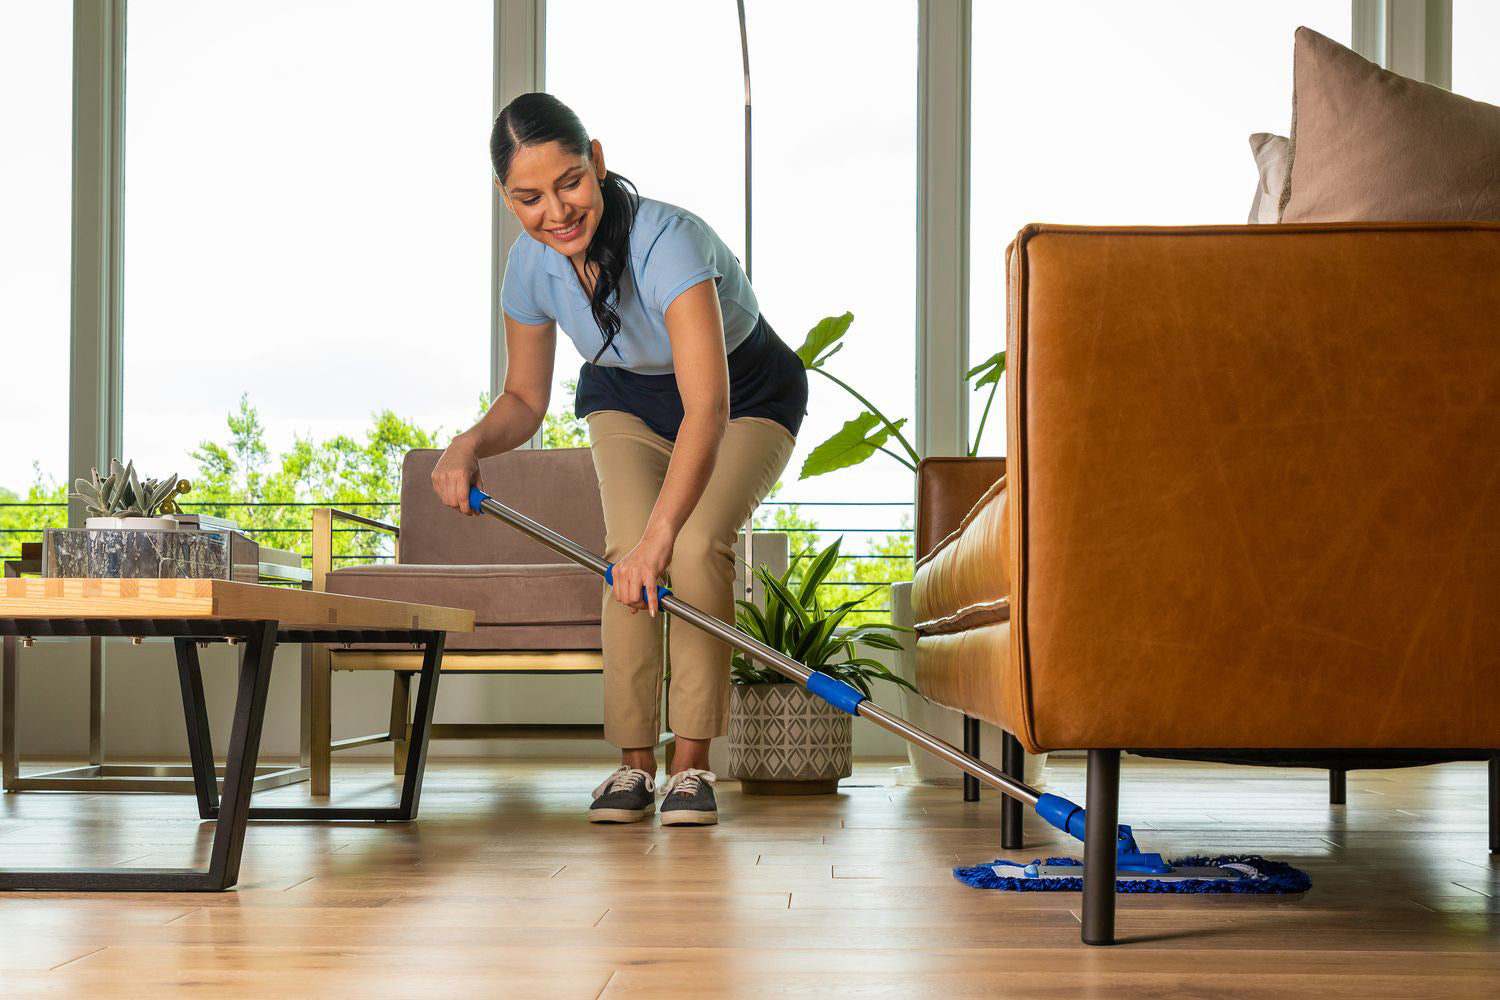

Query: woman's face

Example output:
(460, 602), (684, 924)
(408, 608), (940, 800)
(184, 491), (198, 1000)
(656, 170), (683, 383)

(497, 139), (607, 259)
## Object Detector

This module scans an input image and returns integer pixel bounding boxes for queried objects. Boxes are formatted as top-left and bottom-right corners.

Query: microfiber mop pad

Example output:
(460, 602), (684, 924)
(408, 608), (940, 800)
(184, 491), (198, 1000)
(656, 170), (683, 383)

(953, 855), (1312, 894)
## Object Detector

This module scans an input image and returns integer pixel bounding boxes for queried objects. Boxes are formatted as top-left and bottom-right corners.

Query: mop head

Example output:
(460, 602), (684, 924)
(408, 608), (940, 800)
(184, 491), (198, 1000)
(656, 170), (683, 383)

(953, 855), (1312, 894)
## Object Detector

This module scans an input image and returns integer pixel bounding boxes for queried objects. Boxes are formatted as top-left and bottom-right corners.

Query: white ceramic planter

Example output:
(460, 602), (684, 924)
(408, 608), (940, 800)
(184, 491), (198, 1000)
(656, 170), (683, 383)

(86, 516), (177, 531)
(727, 682), (853, 794)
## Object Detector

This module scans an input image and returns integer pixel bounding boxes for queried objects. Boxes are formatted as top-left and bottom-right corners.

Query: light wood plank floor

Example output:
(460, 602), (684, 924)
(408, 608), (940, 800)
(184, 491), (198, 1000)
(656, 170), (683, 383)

(1, 755), (1496, 998)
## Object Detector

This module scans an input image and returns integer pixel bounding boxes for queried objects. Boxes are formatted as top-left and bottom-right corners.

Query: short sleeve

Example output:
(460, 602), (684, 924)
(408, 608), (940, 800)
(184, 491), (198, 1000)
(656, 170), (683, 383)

(501, 238), (551, 326)
(642, 216), (723, 314)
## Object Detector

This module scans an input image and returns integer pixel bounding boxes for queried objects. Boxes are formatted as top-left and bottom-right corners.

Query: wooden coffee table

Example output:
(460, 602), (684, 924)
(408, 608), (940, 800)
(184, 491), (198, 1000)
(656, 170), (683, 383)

(0, 578), (473, 891)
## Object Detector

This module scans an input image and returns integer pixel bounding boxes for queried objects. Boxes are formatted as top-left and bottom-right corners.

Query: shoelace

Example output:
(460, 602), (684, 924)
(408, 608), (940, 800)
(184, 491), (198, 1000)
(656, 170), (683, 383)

(660, 768), (717, 799)
(592, 765), (655, 800)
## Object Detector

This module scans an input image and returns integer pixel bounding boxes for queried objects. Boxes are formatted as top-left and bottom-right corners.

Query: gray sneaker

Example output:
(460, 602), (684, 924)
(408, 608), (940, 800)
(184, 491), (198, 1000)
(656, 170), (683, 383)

(589, 765), (656, 823)
(659, 768), (718, 826)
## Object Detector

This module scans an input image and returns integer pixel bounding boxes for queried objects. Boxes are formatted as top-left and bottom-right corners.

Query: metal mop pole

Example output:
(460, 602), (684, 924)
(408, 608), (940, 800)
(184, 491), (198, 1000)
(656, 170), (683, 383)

(467, 487), (1182, 879)
(468, 487), (1037, 806)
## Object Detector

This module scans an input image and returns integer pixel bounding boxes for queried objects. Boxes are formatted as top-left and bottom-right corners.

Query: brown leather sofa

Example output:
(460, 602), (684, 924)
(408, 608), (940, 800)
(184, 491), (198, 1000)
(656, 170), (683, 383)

(910, 222), (1500, 944)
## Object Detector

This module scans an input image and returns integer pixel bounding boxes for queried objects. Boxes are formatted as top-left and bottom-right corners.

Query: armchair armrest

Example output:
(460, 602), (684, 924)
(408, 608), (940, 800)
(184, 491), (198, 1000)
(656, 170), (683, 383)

(311, 508), (400, 592)
(915, 457), (1006, 562)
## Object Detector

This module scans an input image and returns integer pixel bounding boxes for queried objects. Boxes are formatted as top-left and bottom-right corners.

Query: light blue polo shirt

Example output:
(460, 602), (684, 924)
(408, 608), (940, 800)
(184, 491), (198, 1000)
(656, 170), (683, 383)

(501, 197), (759, 375)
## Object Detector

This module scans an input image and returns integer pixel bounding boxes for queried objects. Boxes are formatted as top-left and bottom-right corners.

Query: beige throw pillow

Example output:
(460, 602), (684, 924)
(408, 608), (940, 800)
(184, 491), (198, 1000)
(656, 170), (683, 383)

(1247, 132), (1290, 224)
(1280, 27), (1500, 222)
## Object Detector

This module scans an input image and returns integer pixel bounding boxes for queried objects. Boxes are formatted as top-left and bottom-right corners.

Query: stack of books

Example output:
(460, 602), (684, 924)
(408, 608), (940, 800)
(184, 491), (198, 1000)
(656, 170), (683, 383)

(169, 513), (241, 533)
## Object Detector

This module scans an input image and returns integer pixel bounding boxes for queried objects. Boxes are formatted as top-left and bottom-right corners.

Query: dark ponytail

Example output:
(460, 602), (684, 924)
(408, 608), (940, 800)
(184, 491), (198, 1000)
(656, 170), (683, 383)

(490, 93), (639, 364)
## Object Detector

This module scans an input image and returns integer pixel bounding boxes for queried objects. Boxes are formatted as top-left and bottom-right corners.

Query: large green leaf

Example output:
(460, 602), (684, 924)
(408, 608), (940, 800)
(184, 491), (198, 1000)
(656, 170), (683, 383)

(798, 412), (907, 481)
(794, 312), (854, 369)
(734, 600), (769, 641)
(966, 350), (1006, 388)
(794, 537), (843, 605)
(761, 573), (811, 636)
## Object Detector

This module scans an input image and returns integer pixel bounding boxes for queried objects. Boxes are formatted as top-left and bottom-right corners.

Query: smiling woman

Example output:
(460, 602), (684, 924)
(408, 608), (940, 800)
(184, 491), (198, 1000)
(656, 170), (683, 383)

(428, 92), (809, 828)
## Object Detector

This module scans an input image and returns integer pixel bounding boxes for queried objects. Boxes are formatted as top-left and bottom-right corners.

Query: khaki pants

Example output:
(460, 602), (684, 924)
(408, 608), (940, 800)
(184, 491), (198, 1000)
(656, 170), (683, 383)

(586, 409), (796, 748)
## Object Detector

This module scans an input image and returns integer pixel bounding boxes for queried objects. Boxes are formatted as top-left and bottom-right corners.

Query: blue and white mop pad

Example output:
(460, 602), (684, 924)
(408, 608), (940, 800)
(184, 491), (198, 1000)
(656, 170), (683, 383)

(953, 855), (1312, 894)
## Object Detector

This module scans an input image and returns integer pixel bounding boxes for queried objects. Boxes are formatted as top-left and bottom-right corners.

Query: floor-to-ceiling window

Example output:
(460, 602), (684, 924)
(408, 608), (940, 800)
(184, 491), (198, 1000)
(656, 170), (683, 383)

(120, 1), (492, 547)
(0, 3), (73, 554)
(1452, 0), (1500, 103)
(966, 1), (1352, 456)
(545, 0), (919, 615)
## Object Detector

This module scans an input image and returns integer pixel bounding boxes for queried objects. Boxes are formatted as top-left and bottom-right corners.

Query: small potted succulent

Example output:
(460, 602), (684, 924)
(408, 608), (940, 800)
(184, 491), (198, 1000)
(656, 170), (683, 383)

(727, 537), (916, 794)
(71, 459), (189, 530)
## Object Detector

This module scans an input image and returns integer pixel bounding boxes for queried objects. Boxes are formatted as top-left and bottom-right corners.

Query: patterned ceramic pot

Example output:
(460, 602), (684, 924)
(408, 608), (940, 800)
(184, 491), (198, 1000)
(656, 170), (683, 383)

(727, 682), (853, 794)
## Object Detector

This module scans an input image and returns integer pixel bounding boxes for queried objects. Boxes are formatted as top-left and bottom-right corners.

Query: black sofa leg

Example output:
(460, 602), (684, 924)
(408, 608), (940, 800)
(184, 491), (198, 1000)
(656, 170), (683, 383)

(1329, 767), (1347, 805)
(1000, 730), (1024, 850)
(1082, 749), (1119, 946)
(962, 715), (980, 802)
(1489, 755), (1498, 854)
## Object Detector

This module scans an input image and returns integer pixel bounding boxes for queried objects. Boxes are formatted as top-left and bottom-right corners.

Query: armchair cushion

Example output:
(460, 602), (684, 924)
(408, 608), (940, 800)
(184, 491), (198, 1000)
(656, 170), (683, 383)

(326, 562), (601, 628)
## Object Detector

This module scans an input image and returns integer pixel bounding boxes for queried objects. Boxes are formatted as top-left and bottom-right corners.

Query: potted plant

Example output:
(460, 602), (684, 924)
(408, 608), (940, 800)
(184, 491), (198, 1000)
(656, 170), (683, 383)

(71, 459), (188, 530)
(727, 537), (916, 794)
(793, 311), (1004, 481)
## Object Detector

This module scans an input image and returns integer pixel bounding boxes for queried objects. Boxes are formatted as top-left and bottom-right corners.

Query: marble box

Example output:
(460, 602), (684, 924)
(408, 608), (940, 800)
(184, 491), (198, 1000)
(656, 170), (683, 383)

(43, 529), (260, 582)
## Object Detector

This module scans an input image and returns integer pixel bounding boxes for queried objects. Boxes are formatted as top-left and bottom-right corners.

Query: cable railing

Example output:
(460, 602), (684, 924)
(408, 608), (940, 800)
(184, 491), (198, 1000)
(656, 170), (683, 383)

(1, 498), (914, 615)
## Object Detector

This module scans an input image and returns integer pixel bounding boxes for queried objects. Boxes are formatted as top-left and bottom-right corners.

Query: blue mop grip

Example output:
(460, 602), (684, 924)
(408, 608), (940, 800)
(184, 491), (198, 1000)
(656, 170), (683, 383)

(806, 672), (867, 715)
(1034, 793), (1171, 874)
(603, 562), (672, 605)
(468, 486), (490, 510)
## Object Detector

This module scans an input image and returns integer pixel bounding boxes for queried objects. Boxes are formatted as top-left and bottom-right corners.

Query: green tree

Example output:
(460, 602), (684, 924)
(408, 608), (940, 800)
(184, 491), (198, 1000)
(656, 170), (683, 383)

(752, 482), (912, 627)
(0, 466), (68, 559)
(181, 394), (441, 562)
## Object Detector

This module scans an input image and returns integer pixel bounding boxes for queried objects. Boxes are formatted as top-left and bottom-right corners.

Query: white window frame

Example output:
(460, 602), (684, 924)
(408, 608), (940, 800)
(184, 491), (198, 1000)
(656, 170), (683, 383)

(71, 2), (1447, 505)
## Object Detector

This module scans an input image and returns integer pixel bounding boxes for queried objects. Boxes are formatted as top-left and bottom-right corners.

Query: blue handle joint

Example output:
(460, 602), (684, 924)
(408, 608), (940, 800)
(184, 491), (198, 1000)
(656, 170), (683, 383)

(806, 671), (867, 716)
(469, 486), (490, 509)
(603, 562), (672, 604)
(1034, 793), (1171, 874)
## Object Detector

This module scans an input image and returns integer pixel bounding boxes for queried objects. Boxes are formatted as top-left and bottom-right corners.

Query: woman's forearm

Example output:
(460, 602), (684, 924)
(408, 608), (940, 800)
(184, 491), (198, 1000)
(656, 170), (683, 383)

(644, 411), (726, 542)
(454, 392), (545, 459)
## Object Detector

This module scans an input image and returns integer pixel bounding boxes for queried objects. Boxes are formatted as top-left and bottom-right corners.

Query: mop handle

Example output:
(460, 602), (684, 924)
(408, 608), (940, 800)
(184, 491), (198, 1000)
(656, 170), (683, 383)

(602, 563), (672, 605)
(466, 487), (1044, 808)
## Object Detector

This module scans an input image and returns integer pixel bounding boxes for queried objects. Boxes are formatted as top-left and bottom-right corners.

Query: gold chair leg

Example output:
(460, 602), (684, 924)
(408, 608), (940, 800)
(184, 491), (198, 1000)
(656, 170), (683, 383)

(390, 672), (412, 775)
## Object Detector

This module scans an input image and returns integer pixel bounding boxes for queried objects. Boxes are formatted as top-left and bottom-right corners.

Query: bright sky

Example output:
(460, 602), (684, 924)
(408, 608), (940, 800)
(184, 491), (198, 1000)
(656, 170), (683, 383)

(14, 2), (1487, 538)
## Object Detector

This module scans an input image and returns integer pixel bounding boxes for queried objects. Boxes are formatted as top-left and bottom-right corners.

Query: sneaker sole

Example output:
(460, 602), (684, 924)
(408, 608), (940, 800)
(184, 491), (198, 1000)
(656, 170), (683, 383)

(660, 810), (718, 826)
(589, 804), (655, 823)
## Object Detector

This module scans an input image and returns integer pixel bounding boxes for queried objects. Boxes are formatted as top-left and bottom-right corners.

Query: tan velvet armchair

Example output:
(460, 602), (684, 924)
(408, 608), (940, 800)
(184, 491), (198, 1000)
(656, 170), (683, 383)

(308, 446), (786, 794)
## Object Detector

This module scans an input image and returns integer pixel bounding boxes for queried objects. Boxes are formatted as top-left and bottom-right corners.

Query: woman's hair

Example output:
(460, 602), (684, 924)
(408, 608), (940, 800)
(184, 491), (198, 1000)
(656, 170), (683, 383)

(490, 92), (639, 365)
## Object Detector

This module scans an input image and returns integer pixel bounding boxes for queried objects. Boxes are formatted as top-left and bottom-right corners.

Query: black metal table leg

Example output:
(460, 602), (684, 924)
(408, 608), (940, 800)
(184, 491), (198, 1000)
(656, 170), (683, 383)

(230, 630), (445, 822)
(175, 638), (220, 819)
(962, 715), (980, 802)
(1000, 730), (1024, 850)
(205, 621), (279, 888)
(0, 620), (279, 891)
(1081, 749), (1120, 946)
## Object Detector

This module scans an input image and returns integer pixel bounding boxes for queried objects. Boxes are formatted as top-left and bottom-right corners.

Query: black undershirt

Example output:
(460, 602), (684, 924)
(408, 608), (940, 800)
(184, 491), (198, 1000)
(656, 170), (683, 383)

(574, 314), (809, 442)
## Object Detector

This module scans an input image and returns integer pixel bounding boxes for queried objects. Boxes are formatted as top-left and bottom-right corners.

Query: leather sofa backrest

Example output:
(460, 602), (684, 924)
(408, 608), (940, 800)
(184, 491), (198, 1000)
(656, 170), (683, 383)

(1008, 222), (1500, 749)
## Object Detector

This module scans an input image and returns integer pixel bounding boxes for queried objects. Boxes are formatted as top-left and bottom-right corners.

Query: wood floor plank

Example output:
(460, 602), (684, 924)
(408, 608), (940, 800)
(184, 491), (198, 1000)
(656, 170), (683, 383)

(0, 756), (1494, 998)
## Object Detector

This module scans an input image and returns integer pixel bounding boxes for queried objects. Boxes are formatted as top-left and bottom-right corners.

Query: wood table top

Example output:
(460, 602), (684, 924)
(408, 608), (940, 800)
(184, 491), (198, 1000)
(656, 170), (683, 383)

(0, 578), (474, 633)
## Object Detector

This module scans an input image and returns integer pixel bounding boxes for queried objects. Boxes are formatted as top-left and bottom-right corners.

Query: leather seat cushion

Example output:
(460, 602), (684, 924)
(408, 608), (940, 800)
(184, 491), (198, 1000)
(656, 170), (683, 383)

(911, 476), (1010, 636)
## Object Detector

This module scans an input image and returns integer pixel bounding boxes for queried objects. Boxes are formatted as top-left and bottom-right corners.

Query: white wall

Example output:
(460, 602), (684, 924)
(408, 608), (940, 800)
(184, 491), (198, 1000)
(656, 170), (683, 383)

(5, 636), (909, 766)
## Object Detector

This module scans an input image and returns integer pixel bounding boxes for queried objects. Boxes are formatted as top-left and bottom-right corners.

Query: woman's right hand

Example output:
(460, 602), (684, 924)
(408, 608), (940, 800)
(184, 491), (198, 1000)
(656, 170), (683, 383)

(431, 436), (485, 515)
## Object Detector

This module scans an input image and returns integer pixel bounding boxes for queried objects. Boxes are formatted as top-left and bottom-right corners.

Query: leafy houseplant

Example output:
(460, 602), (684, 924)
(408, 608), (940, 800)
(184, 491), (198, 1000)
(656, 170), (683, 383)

(727, 537), (917, 794)
(71, 459), (189, 529)
(793, 311), (1005, 480)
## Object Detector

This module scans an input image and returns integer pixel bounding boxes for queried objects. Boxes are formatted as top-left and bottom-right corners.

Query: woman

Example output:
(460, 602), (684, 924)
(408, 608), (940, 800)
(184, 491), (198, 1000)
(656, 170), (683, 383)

(431, 93), (808, 826)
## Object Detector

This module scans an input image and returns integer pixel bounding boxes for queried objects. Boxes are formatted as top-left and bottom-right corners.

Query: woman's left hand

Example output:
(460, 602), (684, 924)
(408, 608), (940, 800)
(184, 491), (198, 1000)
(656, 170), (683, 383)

(610, 528), (675, 616)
